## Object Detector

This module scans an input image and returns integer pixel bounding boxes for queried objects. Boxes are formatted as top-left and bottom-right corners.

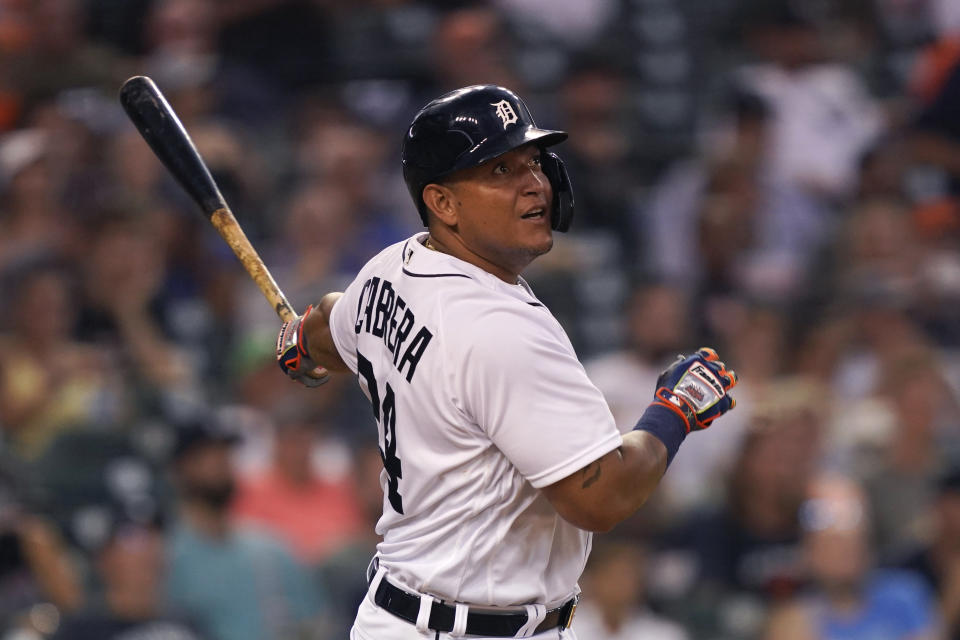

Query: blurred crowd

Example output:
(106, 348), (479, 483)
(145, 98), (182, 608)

(2, 0), (960, 638)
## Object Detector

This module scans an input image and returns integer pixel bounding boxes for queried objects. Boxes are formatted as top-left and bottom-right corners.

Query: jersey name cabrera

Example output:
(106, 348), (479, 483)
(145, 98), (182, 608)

(328, 233), (622, 607)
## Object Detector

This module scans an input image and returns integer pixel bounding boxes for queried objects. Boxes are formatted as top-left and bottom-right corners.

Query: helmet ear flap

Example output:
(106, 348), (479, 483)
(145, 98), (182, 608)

(541, 151), (574, 232)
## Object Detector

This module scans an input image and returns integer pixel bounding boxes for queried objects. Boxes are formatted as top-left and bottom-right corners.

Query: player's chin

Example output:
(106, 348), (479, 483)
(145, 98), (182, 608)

(521, 227), (553, 256)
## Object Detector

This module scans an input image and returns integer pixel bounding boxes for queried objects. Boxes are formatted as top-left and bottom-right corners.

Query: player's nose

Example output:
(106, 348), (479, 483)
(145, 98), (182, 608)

(522, 164), (549, 200)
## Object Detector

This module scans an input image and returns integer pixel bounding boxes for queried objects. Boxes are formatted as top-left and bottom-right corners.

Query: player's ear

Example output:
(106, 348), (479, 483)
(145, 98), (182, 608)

(422, 183), (459, 226)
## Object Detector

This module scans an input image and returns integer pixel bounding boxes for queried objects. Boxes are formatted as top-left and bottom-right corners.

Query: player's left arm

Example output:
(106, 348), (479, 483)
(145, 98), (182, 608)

(542, 348), (737, 532)
(543, 431), (667, 532)
(542, 431), (669, 532)
(276, 292), (349, 386)
(301, 293), (349, 371)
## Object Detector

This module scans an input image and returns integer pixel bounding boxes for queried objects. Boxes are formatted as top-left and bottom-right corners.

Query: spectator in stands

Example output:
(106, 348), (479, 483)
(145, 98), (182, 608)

(430, 6), (520, 92)
(165, 416), (323, 640)
(673, 391), (826, 631)
(494, 0), (617, 49)
(894, 464), (960, 639)
(106, 128), (177, 210)
(77, 207), (200, 417)
(291, 111), (413, 270)
(143, 0), (220, 92)
(0, 4), (31, 132)
(555, 58), (635, 252)
(574, 537), (688, 640)
(233, 406), (365, 565)
(641, 86), (823, 303)
(0, 129), (76, 273)
(857, 350), (957, 556)
(709, 395), (821, 595)
(54, 513), (202, 640)
(0, 258), (120, 459)
(821, 201), (957, 544)
(765, 473), (939, 640)
(0, 454), (83, 634)
(820, 197), (929, 400)
(932, 0), (960, 36)
(737, 1), (886, 203)
(726, 2), (887, 304)
(6, 0), (132, 102)
(911, 33), (960, 198)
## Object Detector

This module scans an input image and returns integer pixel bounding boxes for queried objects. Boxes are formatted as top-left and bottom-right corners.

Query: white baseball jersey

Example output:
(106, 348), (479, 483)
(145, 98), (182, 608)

(328, 232), (622, 607)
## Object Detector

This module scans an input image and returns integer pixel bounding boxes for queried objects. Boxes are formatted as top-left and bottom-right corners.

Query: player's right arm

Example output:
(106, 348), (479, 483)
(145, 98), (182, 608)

(543, 349), (738, 532)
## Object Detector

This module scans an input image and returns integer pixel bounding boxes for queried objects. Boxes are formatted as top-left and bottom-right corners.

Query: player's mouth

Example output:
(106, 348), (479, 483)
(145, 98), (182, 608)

(520, 207), (546, 220)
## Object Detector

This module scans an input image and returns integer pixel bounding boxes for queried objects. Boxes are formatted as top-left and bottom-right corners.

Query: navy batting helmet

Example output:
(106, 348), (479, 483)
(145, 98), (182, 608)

(401, 85), (574, 232)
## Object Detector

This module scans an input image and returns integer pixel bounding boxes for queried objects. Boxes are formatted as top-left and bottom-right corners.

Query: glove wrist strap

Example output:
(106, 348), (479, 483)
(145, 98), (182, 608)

(297, 304), (315, 360)
(633, 402), (689, 468)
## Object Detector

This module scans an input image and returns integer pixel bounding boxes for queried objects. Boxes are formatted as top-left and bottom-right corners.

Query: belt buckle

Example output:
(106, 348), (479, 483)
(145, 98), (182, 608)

(559, 595), (579, 630)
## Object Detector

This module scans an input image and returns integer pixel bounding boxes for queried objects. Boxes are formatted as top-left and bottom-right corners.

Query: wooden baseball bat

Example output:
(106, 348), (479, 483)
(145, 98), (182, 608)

(119, 75), (295, 322)
(119, 76), (328, 379)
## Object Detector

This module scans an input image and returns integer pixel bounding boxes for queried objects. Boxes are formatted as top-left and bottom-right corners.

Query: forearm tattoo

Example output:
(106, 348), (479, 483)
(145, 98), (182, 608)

(581, 460), (602, 489)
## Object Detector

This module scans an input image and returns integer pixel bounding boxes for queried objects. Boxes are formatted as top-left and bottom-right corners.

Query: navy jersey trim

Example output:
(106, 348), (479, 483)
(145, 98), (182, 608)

(402, 268), (472, 279)
(402, 239), (473, 279)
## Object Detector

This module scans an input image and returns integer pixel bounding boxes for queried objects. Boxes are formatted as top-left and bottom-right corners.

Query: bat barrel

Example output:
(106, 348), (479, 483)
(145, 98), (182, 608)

(119, 76), (227, 218)
(119, 75), (298, 324)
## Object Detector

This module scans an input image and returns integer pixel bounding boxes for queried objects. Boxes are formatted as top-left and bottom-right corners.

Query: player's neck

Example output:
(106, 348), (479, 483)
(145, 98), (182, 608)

(424, 233), (524, 285)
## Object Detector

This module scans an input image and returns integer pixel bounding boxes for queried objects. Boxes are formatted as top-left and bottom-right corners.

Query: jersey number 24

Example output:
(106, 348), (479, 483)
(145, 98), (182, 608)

(357, 351), (404, 514)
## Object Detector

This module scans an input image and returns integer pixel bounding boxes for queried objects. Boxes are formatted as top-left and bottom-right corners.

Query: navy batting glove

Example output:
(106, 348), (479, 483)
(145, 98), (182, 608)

(652, 347), (738, 433)
(276, 305), (329, 387)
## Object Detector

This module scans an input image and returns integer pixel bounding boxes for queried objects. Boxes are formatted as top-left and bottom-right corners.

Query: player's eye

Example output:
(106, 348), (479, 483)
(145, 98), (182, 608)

(493, 163), (509, 175)
(530, 156), (542, 168)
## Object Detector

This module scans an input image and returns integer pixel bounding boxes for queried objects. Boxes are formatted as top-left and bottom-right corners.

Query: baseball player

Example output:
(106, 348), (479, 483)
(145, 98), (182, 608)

(276, 85), (738, 639)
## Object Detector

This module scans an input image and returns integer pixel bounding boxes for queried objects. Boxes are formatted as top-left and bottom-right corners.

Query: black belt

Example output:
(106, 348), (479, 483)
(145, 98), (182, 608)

(372, 575), (578, 637)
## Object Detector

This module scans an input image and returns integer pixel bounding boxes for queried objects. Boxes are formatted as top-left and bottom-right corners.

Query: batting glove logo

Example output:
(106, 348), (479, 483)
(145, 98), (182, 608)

(653, 347), (738, 431)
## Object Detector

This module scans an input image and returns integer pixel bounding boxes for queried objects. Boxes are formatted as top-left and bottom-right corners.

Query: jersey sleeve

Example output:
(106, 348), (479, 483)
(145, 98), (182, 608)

(327, 274), (364, 375)
(457, 306), (622, 488)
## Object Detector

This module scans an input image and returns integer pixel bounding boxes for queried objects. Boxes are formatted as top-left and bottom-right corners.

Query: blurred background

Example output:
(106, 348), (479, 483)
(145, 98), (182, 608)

(2, 0), (960, 638)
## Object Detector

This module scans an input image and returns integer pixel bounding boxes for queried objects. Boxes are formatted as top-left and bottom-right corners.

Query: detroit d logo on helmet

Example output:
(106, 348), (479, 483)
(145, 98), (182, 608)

(491, 100), (518, 129)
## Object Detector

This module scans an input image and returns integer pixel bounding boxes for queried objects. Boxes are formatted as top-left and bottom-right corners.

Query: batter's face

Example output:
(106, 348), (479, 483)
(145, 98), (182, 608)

(429, 144), (554, 280)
